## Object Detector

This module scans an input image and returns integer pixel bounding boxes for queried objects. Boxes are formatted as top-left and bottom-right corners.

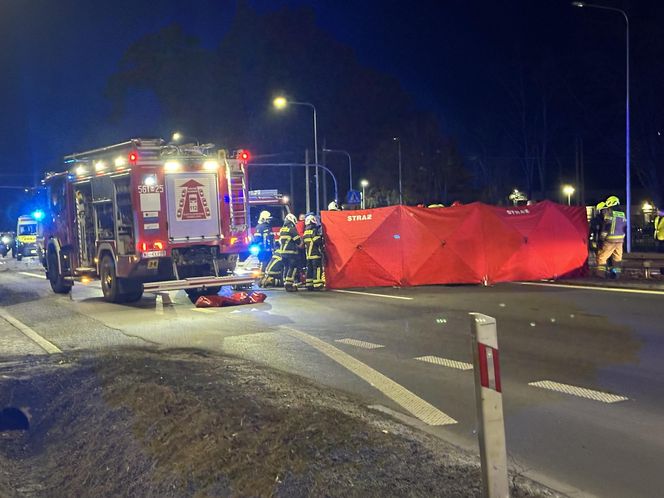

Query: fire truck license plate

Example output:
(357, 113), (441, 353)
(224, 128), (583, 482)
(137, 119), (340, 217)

(142, 250), (166, 259)
(147, 260), (159, 270)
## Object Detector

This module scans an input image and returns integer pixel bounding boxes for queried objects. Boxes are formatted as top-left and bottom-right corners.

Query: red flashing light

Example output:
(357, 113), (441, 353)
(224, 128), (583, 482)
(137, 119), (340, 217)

(129, 151), (138, 164)
(238, 150), (251, 162)
(140, 240), (164, 252)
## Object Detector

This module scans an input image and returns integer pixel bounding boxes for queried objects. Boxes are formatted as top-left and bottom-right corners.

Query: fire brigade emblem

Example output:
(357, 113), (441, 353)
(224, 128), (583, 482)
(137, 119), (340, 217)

(176, 179), (211, 221)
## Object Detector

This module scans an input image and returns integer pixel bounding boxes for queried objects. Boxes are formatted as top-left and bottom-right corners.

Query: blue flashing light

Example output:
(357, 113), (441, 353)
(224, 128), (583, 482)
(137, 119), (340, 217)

(249, 244), (260, 256)
(32, 210), (45, 221)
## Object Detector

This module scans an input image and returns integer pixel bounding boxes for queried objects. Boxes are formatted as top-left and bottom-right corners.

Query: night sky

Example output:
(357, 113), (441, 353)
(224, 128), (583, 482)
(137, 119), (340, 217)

(1, 0), (662, 227)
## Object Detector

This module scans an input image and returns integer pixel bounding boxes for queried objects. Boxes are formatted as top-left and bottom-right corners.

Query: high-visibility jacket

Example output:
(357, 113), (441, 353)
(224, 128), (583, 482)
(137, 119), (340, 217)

(253, 222), (274, 250)
(601, 208), (626, 242)
(277, 223), (301, 254)
(303, 224), (323, 260)
(655, 216), (664, 241)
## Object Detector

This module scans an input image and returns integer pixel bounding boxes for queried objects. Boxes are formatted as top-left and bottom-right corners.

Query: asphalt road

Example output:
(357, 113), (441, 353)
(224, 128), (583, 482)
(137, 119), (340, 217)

(1, 256), (663, 498)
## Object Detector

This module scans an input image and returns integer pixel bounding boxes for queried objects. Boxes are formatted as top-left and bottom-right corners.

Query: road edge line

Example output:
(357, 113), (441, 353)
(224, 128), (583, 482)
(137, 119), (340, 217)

(331, 289), (414, 300)
(282, 326), (456, 426)
(515, 281), (664, 296)
(0, 307), (62, 354)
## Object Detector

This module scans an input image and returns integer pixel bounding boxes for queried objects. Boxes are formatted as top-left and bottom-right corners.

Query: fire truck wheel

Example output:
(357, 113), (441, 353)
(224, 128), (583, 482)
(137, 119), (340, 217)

(16, 253), (22, 262)
(120, 280), (144, 303)
(48, 251), (72, 294)
(100, 255), (123, 303)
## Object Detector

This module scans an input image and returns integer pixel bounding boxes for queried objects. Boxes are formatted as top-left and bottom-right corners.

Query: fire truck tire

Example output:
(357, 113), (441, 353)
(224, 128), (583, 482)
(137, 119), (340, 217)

(120, 280), (144, 303)
(100, 255), (123, 303)
(47, 251), (72, 294)
(16, 253), (23, 262)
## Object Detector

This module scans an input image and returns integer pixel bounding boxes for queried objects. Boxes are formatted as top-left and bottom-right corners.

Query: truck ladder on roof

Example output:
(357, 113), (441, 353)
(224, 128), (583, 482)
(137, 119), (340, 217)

(226, 162), (249, 232)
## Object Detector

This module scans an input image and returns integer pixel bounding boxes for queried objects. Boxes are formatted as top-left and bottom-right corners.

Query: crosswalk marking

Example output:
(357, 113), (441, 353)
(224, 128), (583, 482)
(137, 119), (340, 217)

(528, 380), (628, 403)
(335, 338), (385, 349)
(285, 327), (456, 426)
(415, 355), (473, 370)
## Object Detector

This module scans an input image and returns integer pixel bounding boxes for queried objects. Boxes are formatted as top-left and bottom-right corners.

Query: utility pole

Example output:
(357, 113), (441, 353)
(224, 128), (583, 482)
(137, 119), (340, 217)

(305, 149), (311, 214)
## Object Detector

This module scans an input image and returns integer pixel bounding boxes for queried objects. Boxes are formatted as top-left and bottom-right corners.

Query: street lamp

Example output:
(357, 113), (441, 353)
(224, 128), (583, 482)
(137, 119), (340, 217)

(360, 179), (369, 209)
(393, 137), (402, 204)
(562, 185), (575, 206)
(572, 1), (631, 252)
(172, 132), (182, 142)
(273, 96), (319, 212)
(322, 148), (353, 191)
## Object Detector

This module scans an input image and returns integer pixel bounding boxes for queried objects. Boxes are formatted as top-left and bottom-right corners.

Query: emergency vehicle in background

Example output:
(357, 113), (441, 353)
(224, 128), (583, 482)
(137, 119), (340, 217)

(15, 214), (42, 261)
(41, 138), (254, 303)
(248, 189), (291, 235)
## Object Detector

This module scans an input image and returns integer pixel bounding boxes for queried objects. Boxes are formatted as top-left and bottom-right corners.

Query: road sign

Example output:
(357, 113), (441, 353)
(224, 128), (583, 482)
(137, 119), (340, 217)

(346, 189), (361, 205)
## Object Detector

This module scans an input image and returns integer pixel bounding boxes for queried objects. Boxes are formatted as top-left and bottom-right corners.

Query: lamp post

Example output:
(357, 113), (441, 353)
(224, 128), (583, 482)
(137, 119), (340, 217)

(562, 185), (575, 206)
(360, 179), (369, 209)
(322, 148), (353, 191)
(572, 1), (631, 252)
(274, 97), (320, 212)
(393, 137), (402, 204)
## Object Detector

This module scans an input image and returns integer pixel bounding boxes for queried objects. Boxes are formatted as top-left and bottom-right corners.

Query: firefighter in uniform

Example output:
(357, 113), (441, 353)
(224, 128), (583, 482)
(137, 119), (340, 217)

(596, 195), (626, 278)
(303, 214), (324, 290)
(588, 201), (606, 268)
(253, 210), (274, 274)
(655, 209), (664, 253)
(277, 213), (302, 291)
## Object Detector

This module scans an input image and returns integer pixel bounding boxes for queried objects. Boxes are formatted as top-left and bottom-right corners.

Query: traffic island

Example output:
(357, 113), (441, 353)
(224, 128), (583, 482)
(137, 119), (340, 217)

(0, 349), (561, 497)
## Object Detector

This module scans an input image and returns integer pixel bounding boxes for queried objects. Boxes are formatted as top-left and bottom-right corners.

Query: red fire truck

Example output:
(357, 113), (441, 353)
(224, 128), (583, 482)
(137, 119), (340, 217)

(41, 138), (254, 303)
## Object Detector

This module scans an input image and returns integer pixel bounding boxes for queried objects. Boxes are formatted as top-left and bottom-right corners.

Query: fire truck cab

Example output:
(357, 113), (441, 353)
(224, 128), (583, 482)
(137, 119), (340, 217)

(41, 138), (254, 303)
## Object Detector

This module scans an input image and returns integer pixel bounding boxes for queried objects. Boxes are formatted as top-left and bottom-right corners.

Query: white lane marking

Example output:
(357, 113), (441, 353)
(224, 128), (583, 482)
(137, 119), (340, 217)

(331, 289), (413, 300)
(415, 355), (473, 371)
(19, 271), (104, 290)
(335, 338), (385, 349)
(528, 380), (628, 403)
(19, 271), (45, 279)
(516, 281), (664, 296)
(283, 326), (456, 426)
(0, 307), (62, 354)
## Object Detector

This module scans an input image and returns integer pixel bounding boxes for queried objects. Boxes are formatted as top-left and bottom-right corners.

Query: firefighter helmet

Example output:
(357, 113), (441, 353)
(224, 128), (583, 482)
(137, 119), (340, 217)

(284, 213), (298, 225)
(305, 214), (318, 225)
(595, 201), (606, 211)
(328, 201), (340, 211)
(605, 196), (620, 207)
(258, 210), (272, 223)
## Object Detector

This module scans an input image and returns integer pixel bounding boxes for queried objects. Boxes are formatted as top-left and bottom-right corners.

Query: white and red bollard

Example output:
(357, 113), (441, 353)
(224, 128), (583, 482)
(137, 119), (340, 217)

(470, 312), (509, 498)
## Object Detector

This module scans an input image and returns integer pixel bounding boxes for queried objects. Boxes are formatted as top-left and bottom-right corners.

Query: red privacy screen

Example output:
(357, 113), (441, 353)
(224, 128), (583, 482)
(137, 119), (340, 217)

(321, 201), (588, 289)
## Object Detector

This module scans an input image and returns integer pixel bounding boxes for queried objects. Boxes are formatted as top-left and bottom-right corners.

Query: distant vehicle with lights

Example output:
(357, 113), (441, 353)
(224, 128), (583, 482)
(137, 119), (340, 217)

(15, 213), (44, 261)
(0, 232), (15, 257)
(40, 138), (254, 303)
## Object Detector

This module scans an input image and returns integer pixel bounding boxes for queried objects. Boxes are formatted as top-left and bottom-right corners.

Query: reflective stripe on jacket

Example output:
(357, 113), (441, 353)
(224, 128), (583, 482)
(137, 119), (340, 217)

(603, 209), (626, 242)
(277, 224), (301, 254)
(655, 216), (664, 241)
(303, 225), (323, 260)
